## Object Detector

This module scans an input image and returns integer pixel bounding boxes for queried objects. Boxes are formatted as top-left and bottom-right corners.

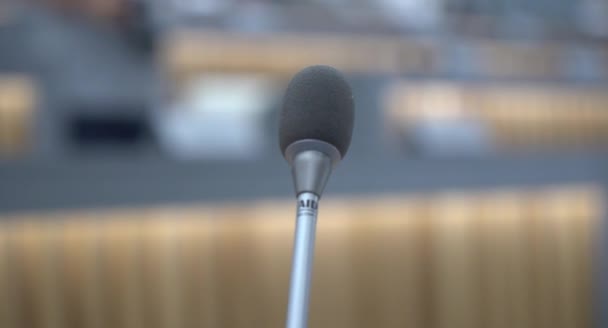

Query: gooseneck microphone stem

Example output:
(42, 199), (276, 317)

(286, 192), (320, 328)
(284, 147), (334, 328)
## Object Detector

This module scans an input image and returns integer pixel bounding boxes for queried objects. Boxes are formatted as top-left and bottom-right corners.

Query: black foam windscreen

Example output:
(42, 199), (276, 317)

(279, 65), (355, 157)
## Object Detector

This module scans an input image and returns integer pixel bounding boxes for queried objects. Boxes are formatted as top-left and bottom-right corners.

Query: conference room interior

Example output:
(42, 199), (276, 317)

(1, 0), (608, 327)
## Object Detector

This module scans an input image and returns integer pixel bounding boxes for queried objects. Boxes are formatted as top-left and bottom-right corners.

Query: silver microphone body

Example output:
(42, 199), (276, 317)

(286, 192), (319, 328)
(284, 140), (341, 328)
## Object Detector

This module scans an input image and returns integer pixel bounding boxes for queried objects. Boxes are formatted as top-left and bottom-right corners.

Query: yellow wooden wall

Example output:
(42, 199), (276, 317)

(161, 30), (608, 81)
(384, 82), (608, 149)
(0, 186), (601, 328)
(0, 76), (35, 158)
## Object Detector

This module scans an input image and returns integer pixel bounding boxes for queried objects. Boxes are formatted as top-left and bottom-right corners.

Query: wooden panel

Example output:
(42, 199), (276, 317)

(309, 200), (357, 328)
(9, 220), (66, 328)
(140, 212), (185, 328)
(58, 216), (103, 328)
(248, 202), (294, 327)
(97, 215), (143, 328)
(431, 193), (482, 328)
(172, 209), (221, 328)
(0, 221), (19, 328)
(478, 192), (533, 328)
(347, 197), (430, 328)
(0, 186), (600, 328)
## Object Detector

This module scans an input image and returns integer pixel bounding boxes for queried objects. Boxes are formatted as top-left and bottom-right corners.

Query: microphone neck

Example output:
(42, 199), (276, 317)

(291, 150), (333, 197)
(285, 139), (341, 198)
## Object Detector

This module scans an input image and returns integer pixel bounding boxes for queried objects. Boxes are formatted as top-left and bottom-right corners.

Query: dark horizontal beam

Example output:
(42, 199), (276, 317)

(0, 152), (605, 215)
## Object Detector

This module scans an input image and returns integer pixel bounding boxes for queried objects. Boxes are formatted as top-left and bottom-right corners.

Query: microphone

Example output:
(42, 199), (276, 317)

(279, 65), (355, 197)
(279, 65), (355, 328)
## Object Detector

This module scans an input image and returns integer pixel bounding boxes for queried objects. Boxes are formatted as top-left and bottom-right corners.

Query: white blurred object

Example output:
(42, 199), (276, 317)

(376, 0), (443, 30)
(405, 84), (492, 156)
(155, 74), (278, 160)
(169, 0), (231, 17)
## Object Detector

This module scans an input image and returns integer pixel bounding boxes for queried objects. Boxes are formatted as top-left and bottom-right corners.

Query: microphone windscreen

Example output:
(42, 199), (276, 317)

(279, 65), (355, 157)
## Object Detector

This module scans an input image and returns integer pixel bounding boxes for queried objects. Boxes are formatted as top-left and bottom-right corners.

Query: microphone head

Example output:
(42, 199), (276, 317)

(279, 65), (355, 158)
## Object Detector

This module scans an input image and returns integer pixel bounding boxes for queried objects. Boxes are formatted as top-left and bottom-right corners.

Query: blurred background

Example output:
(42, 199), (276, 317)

(1, 0), (608, 327)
